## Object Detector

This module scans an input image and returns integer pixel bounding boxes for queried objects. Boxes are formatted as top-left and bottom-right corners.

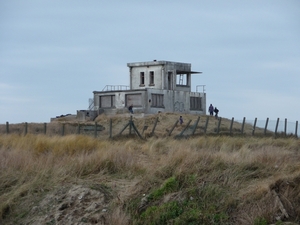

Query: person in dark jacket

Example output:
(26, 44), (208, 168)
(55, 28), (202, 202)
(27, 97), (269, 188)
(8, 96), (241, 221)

(208, 104), (214, 116)
(128, 104), (133, 114)
(214, 107), (219, 118)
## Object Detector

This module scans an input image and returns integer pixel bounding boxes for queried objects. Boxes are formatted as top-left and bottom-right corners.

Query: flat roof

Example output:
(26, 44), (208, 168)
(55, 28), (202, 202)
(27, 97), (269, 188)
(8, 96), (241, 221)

(176, 70), (202, 74)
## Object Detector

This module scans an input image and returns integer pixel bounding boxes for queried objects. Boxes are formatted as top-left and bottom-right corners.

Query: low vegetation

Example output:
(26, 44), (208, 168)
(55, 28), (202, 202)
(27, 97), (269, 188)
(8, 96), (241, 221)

(0, 115), (300, 224)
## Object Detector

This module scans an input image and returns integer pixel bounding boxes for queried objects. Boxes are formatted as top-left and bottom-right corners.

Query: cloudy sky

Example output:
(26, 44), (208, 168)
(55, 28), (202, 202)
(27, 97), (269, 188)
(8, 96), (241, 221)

(1, 0), (299, 124)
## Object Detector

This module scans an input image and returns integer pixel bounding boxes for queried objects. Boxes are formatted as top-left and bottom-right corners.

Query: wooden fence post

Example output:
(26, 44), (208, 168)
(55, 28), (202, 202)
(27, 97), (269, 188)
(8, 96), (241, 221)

(77, 124), (80, 134)
(274, 118), (280, 138)
(109, 119), (112, 138)
(191, 116), (200, 135)
(6, 122), (9, 134)
(295, 121), (298, 138)
(264, 118), (269, 136)
(284, 118), (287, 137)
(168, 120), (178, 136)
(61, 123), (65, 136)
(129, 116), (132, 135)
(216, 117), (222, 134)
(177, 120), (192, 137)
(229, 117), (234, 135)
(24, 122), (28, 135)
(44, 123), (47, 135)
(94, 122), (97, 138)
(252, 118), (257, 136)
(151, 117), (159, 136)
(204, 116), (209, 134)
(241, 117), (246, 134)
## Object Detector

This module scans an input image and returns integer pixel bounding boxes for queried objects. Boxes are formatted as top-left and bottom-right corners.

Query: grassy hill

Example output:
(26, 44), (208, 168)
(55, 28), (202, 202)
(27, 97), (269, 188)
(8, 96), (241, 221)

(0, 113), (300, 224)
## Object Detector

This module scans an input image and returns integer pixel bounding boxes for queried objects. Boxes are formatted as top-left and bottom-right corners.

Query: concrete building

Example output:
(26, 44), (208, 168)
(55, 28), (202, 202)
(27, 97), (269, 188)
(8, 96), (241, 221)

(79, 60), (206, 119)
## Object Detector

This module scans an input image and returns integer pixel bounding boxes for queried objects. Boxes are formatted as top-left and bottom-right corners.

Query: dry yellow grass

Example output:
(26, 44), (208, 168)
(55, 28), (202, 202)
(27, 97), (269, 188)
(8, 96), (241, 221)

(0, 116), (300, 224)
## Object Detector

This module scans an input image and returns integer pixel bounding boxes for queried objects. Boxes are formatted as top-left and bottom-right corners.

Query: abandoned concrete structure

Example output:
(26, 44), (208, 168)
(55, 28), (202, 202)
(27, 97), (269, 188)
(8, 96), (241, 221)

(78, 60), (206, 120)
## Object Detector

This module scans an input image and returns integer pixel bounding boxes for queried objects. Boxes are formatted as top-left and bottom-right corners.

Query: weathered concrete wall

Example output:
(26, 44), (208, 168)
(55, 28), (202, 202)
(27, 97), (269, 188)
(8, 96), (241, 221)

(130, 65), (163, 90)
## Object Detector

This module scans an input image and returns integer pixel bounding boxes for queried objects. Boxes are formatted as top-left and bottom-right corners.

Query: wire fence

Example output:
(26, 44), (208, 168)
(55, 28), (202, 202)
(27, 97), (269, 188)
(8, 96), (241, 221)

(0, 117), (298, 139)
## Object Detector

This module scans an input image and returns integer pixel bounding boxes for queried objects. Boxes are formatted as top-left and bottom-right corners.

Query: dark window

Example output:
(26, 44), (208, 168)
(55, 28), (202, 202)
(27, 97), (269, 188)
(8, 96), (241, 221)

(140, 72), (145, 85)
(190, 97), (202, 110)
(149, 71), (154, 85)
(151, 94), (164, 107)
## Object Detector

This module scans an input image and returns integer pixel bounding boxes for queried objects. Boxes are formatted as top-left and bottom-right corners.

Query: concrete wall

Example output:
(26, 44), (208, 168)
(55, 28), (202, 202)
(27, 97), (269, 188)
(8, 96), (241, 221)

(128, 61), (192, 92)
(93, 88), (205, 116)
(130, 65), (163, 90)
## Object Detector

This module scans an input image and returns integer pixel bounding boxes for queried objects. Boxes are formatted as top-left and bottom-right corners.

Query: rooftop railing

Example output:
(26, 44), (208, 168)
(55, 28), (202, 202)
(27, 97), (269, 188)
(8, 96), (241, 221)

(102, 85), (130, 91)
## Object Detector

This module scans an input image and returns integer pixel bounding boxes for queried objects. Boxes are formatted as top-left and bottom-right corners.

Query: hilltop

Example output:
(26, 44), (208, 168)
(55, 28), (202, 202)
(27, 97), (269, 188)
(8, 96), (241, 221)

(0, 114), (300, 224)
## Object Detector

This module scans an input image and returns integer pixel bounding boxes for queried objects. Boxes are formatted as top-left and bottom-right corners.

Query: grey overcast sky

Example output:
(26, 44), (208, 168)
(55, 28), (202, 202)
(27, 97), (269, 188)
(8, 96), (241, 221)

(1, 0), (300, 124)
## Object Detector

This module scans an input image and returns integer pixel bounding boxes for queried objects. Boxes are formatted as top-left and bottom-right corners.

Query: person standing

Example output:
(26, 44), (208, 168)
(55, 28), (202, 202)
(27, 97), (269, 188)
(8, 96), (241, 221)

(179, 115), (183, 125)
(128, 104), (133, 114)
(208, 104), (214, 116)
(214, 107), (219, 118)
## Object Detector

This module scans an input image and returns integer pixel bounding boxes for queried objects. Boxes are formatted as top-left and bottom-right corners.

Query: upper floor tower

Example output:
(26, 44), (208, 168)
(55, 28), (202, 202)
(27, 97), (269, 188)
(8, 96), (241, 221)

(127, 60), (202, 92)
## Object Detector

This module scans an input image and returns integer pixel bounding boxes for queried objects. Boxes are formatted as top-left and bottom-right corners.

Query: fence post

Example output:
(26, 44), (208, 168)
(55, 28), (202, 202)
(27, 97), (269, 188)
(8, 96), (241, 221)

(77, 123), (80, 134)
(94, 122), (97, 138)
(274, 118), (280, 138)
(295, 121), (298, 138)
(44, 123), (47, 135)
(229, 117), (234, 135)
(191, 116), (200, 135)
(204, 116), (209, 134)
(61, 123), (65, 136)
(264, 118), (269, 136)
(129, 116), (132, 135)
(177, 120), (192, 137)
(216, 117), (222, 134)
(252, 118), (257, 136)
(6, 122), (9, 134)
(109, 119), (112, 138)
(151, 117), (159, 136)
(168, 120), (178, 136)
(24, 122), (28, 135)
(241, 117), (246, 134)
(284, 118), (287, 137)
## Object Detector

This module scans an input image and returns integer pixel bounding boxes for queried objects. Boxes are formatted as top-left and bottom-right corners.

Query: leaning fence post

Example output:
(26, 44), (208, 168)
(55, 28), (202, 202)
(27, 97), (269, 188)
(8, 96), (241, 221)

(6, 122), (9, 134)
(44, 123), (47, 135)
(252, 118), (257, 136)
(284, 118), (287, 137)
(151, 117), (159, 136)
(241, 117), (246, 134)
(229, 117), (234, 135)
(295, 121), (298, 138)
(264, 118), (269, 136)
(204, 116), (209, 134)
(177, 120), (192, 137)
(168, 120), (178, 136)
(274, 118), (280, 138)
(24, 122), (28, 135)
(191, 116), (200, 135)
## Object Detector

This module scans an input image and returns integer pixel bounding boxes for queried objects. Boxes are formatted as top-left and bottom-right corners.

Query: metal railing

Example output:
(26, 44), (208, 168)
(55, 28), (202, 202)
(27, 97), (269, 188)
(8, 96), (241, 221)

(102, 85), (130, 91)
(196, 85), (206, 93)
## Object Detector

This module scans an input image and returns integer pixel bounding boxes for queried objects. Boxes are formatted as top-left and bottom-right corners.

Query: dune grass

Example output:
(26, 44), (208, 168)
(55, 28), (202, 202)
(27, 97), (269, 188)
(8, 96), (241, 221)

(0, 133), (300, 224)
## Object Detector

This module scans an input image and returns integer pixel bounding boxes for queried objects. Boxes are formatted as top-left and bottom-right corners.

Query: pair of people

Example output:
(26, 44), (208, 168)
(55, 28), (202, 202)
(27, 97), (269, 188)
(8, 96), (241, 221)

(208, 104), (219, 118)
